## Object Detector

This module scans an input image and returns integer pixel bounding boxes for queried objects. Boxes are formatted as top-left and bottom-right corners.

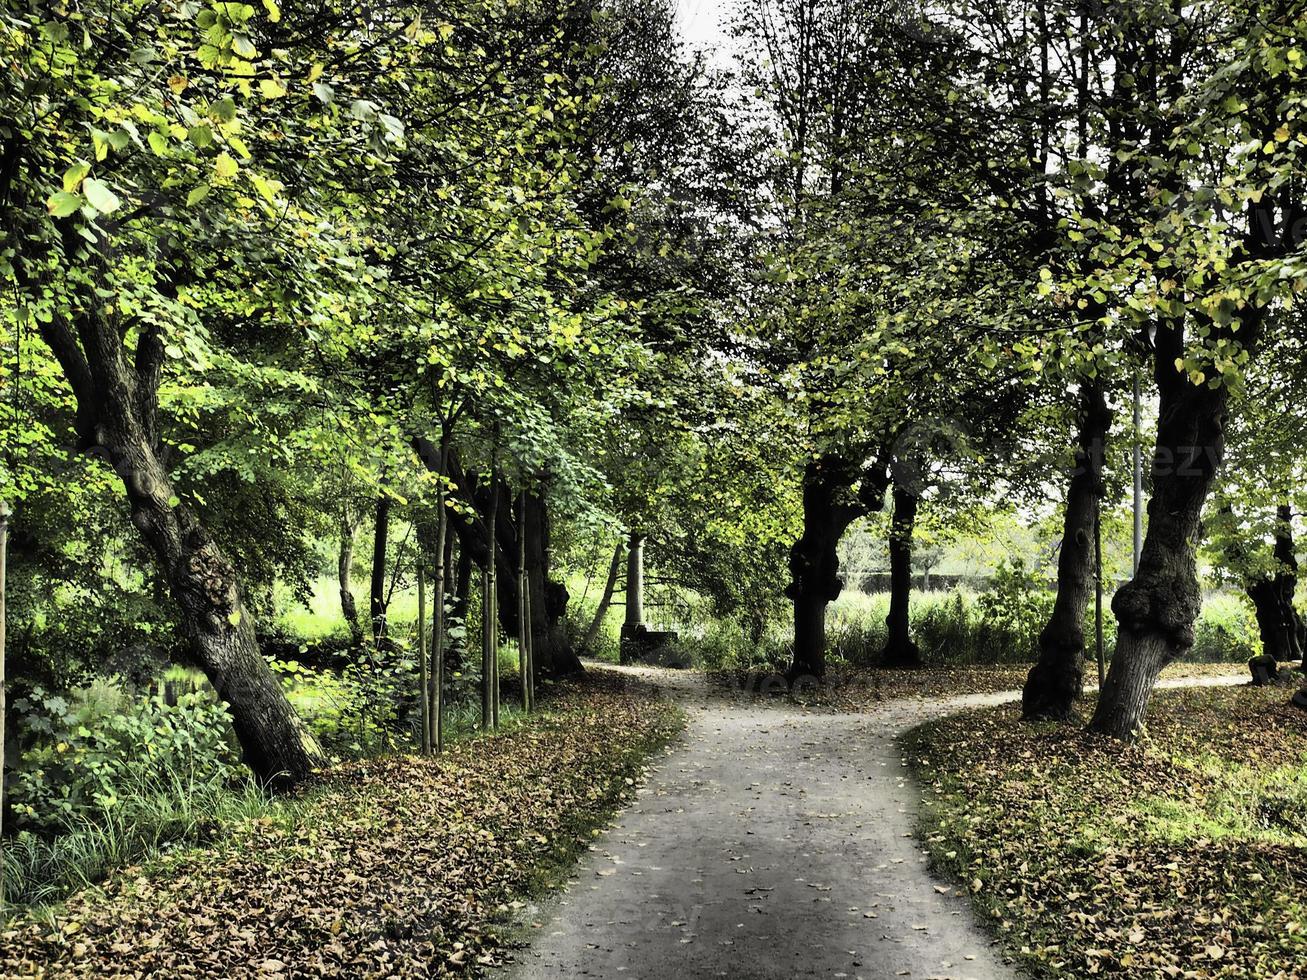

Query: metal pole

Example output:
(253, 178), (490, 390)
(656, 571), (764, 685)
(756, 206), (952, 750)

(1, 500), (10, 919)
(1133, 370), (1143, 575)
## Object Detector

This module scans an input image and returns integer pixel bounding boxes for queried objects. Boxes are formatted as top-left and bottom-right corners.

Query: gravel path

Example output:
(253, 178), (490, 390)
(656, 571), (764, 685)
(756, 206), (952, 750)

(505, 666), (1244, 980)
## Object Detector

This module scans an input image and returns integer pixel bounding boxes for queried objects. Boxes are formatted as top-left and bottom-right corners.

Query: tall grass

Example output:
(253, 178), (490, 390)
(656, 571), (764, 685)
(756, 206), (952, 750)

(2, 774), (285, 910)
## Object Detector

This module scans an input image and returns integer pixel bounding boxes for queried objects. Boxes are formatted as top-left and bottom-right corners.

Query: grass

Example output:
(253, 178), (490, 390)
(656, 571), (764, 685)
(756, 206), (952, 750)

(2, 779), (290, 912)
(905, 685), (1307, 978)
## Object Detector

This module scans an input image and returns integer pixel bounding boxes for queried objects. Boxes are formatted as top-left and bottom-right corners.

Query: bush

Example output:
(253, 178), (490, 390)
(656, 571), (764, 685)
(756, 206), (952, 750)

(1191, 594), (1261, 663)
(8, 683), (240, 835)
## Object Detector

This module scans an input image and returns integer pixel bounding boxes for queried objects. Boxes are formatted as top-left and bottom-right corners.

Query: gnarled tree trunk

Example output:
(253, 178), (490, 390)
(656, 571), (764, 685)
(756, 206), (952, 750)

(881, 485), (921, 668)
(1023, 385), (1110, 719)
(34, 300), (323, 785)
(1090, 320), (1234, 739)
(1246, 504), (1304, 669)
(786, 455), (888, 681)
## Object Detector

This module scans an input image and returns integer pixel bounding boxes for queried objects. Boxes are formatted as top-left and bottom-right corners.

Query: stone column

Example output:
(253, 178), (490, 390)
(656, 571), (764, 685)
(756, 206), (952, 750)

(625, 532), (645, 627)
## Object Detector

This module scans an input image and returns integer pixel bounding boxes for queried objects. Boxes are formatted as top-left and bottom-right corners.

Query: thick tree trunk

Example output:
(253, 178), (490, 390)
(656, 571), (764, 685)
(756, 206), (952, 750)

(786, 455), (884, 680)
(1023, 385), (1111, 719)
(1090, 324), (1232, 739)
(369, 495), (391, 643)
(1246, 504), (1304, 668)
(337, 512), (363, 647)
(881, 486), (921, 668)
(523, 489), (582, 675)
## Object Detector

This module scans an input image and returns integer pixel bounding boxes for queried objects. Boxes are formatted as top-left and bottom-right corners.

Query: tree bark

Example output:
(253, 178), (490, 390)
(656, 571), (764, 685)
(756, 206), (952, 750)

(32, 248), (323, 785)
(1246, 504), (1304, 669)
(881, 485), (921, 668)
(580, 541), (625, 654)
(450, 538), (472, 676)
(786, 455), (887, 680)
(369, 495), (391, 643)
(337, 511), (363, 647)
(1023, 385), (1111, 719)
(1090, 319), (1235, 738)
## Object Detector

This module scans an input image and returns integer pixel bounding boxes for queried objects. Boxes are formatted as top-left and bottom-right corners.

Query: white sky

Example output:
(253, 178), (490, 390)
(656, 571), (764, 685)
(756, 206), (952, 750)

(675, 0), (732, 57)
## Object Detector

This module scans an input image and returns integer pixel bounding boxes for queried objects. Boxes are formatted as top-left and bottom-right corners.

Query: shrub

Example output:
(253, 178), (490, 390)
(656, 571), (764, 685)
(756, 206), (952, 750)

(1191, 594), (1260, 663)
(8, 684), (240, 835)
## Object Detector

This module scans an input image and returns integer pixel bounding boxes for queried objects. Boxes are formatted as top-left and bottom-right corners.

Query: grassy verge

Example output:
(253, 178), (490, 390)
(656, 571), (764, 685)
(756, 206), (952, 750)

(0, 671), (683, 978)
(905, 685), (1307, 978)
(710, 660), (1246, 712)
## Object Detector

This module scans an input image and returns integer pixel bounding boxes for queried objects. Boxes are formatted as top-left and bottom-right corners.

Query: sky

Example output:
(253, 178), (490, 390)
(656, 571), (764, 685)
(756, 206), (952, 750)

(675, 0), (732, 60)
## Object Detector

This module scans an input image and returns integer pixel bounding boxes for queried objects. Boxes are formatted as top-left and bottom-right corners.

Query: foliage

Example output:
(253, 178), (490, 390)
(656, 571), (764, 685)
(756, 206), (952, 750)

(908, 687), (1307, 978)
(8, 683), (239, 834)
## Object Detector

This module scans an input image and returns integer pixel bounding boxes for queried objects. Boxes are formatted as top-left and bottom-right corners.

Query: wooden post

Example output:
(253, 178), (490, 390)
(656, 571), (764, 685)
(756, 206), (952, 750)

(1, 500), (10, 918)
(518, 493), (530, 711)
(418, 561), (430, 755)
(488, 451), (501, 729)
(431, 451), (448, 753)
(1094, 497), (1106, 688)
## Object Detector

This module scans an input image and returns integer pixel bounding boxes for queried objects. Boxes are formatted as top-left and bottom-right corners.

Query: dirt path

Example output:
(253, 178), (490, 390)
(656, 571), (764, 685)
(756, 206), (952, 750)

(505, 666), (1244, 980)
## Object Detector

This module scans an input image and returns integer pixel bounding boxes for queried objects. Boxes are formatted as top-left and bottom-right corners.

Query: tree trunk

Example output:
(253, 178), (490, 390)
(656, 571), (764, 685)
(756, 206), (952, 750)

(786, 456), (882, 681)
(580, 541), (625, 654)
(33, 273), (323, 784)
(523, 489), (582, 675)
(450, 539), (472, 676)
(369, 495), (391, 643)
(881, 486), (921, 668)
(1023, 385), (1111, 720)
(1090, 322), (1233, 739)
(338, 512), (363, 647)
(1246, 504), (1304, 668)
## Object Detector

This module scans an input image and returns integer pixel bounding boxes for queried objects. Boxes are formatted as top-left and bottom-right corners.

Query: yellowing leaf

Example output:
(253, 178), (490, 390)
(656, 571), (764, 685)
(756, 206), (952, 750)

(214, 152), (239, 181)
(62, 161), (91, 193)
(167, 75), (188, 95)
(259, 77), (287, 99)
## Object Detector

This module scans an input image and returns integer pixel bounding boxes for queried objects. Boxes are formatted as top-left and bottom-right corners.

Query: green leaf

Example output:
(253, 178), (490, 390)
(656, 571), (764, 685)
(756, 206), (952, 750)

(82, 178), (121, 214)
(187, 183), (212, 206)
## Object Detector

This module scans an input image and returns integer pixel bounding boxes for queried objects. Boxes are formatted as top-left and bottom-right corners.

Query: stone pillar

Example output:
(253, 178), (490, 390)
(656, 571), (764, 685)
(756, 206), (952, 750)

(625, 532), (645, 628)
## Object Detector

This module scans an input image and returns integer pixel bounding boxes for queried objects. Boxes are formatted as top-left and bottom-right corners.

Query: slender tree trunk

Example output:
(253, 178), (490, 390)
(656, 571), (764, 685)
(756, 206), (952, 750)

(1090, 324), (1233, 739)
(338, 512), (363, 647)
(1024, 385), (1111, 719)
(1246, 504), (1304, 668)
(518, 494), (532, 710)
(418, 564), (430, 754)
(580, 541), (625, 654)
(489, 464), (501, 729)
(369, 495), (391, 643)
(450, 539), (471, 677)
(881, 486), (921, 668)
(1, 501), (9, 911)
(786, 456), (879, 680)
(430, 453), (449, 752)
